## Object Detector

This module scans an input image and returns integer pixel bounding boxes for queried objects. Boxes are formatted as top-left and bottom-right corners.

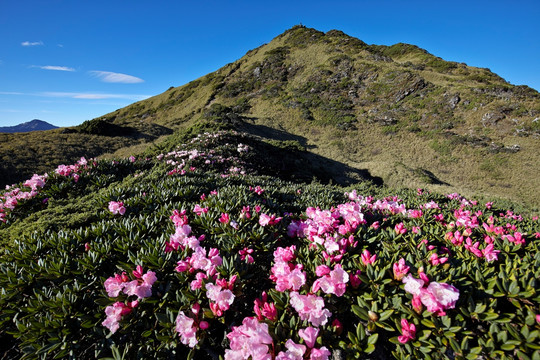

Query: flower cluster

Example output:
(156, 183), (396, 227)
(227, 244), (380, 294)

(312, 264), (349, 296)
(108, 201), (126, 215)
(259, 213), (282, 227)
(102, 301), (138, 334)
(224, 317), (273, 360)
(0, 173), (48, 222)
(289, 292), (332, 327)
(175, 304), (209, 348)
(0, 157), (98, 223)
(167, 209), (237, 346)
(253, 292), (277, 322)
(55, 157), (89, 182)
(402, 273), (459, 316)
(270, 246), (306, 292)
(398, 319), (416, 344)
(102, 265), (157, 333)
(157, 131), (249, 178)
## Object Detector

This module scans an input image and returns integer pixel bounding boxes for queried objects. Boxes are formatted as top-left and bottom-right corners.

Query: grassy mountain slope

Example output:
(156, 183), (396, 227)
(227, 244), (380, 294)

(2, 25), (539, 209)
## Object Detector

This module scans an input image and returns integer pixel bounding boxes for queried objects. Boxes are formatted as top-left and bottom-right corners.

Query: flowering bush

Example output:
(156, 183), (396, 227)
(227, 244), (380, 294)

(108, 200), (126, 215)
(0, 130), (538, 359)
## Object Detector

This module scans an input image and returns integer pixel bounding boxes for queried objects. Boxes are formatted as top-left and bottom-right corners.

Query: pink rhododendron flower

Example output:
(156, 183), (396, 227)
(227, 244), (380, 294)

(427, 282), (459, 310)
(411, 295), (423, 313)
(403, 274), (459, 315)
(259, 213), (272, 227)
(395, 222), (407, 235)
(429, 253), (448, 266)
(78, 157), (88, 166)
(240, 206), (252, 219)
(464, 238), (482, 257)
(482, 244), (500, 262)
(219, 212), (230, 224)
(55, 164), (73, 177)
(190, 272), (207, 290)
(108, 201), (126, 215)
(225, 317), (273, 360)
(313, 264), (349, 297)
(504, 231), (526, 246)
(175, 260), (190, 272)
(315, 265), (331, 277)
(309, 347), (331, 360)
(289, 292), (331, 327)
(276, 339), (306, 360)
(402, 274), (425, 296)
(350, 270), (362, 288)
(206, 283), (235, 312)
(254, 293), (278, 322)
(250, 185), (265, 195)
(104, 267), (156, 300)
(271, 246), (307, 292)
(167, 223), (198, 251)
(102, 301), (134, 334)
(398, 318), (416, 343)
(418, 270), (430, 284)
(361, 249), (376, 265)
(123, 269), (157, 299)
(175, 311), (198, 348)
(193, 204), (208, 216)
(408, 209), (423, 218)
(199, 320), (209, 329)
(104, 272), (129, 297)
(298, 327), (319, 348)
(23, 174), (47, 191)
(239, 247), (254, 263)
(259, 213), (282, 227)
(393, 258), (410, 281)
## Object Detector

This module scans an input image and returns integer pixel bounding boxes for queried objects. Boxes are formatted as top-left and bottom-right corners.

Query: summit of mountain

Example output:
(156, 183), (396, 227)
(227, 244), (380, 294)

(0, 119), (58, 133)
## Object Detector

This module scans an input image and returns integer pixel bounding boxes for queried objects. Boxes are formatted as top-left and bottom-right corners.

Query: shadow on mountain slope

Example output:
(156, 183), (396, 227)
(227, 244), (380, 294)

(238, 121), (384, 186)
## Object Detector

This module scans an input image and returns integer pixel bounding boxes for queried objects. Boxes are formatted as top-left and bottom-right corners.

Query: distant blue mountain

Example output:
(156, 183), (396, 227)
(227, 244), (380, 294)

(0, 119), (58, 133)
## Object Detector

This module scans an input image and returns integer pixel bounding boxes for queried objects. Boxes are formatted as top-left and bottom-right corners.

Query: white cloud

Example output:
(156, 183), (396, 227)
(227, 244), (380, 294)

(41, 92), (150, 101)
(34, 65), (75, 72)
(0, 109), (25, 113)
(21, 41), (44, 46)
(90, 70), (144, 84)
(0, 91), (150, 101)
(0, 91), (25, 95)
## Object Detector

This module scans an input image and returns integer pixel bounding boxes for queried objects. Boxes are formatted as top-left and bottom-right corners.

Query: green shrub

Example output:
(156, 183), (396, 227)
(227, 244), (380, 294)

(1, 130), (539, 360)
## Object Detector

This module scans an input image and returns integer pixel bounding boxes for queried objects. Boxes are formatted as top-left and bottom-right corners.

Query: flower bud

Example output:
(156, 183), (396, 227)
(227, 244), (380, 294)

(199, 320), (209, 330)
(332, 319), (343, 335)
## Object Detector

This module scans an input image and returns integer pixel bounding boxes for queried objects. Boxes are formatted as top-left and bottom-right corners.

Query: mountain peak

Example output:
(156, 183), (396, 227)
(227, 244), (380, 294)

(1, 26), (539, 207)
(0, 119), (58, 133)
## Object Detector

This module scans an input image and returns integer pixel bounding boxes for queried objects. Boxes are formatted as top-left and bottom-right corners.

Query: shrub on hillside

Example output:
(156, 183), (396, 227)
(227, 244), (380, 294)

(0, 131), (539, 360)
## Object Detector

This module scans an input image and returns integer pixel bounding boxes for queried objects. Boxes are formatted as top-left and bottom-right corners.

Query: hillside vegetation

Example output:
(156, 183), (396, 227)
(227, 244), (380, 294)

(1, 124), (539, 359)
(2, 26), (539, 209)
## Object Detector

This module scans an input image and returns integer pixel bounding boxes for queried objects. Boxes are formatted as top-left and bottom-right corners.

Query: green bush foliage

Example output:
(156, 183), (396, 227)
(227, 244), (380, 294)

(0, 130), (539, 360)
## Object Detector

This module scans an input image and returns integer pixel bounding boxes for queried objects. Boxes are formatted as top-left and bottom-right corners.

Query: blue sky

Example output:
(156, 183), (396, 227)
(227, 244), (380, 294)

(1, 0), (539, 128)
